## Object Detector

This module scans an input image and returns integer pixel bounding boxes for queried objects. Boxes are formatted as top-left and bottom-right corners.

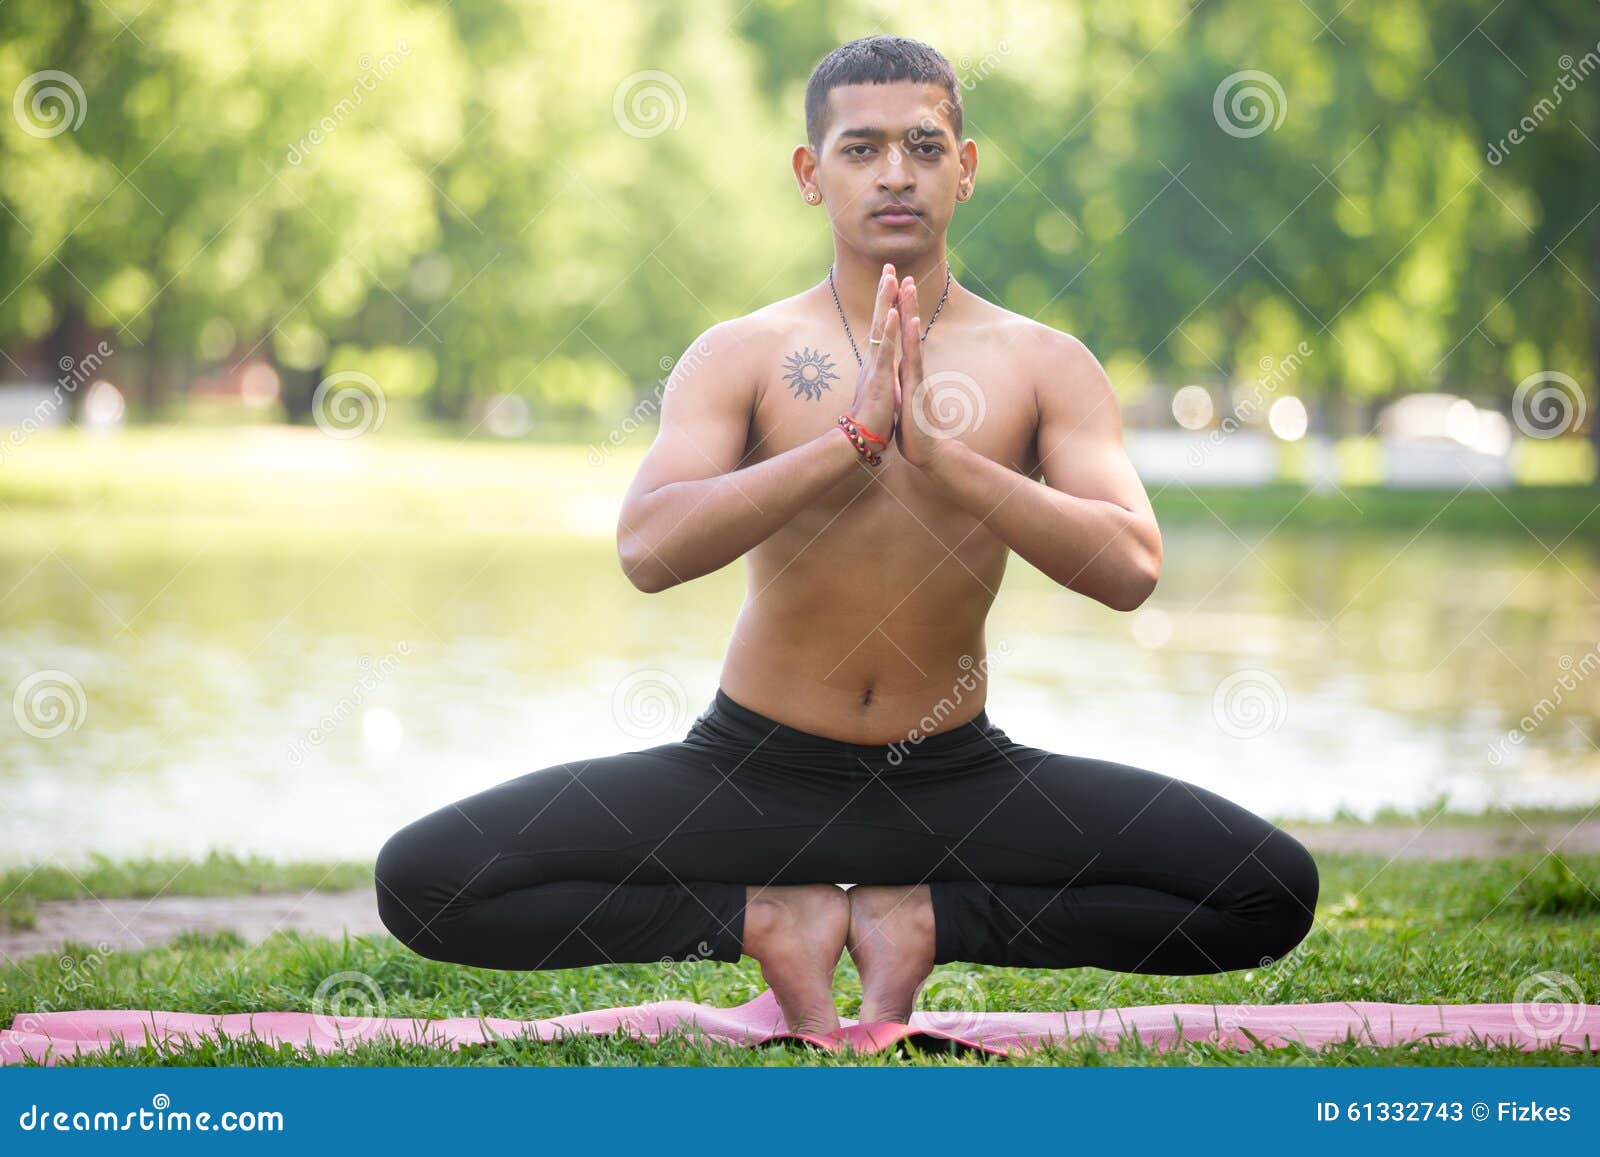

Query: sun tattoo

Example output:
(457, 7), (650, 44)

(781, 347), (839, 401)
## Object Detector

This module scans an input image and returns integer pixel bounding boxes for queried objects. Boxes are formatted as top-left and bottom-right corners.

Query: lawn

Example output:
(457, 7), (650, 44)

(3, 847), (1597, 1067)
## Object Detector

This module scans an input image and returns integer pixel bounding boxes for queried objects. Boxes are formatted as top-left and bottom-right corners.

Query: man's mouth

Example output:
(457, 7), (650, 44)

(872, 205), (921, 225)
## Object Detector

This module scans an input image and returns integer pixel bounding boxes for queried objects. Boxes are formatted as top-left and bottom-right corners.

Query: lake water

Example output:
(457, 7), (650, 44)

(3, 511), (1598, 867)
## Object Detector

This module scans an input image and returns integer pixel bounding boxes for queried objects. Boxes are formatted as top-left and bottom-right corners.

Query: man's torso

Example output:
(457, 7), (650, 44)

(718, 287), (1055, 744)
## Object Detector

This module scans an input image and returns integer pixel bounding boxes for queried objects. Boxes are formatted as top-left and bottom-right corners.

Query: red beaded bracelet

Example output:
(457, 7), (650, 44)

(837, 413), (884, 466)
(846, 414), (889, 446)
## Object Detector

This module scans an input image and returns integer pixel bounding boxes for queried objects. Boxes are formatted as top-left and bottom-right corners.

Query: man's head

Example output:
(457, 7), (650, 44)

(795, 35), (977, 263)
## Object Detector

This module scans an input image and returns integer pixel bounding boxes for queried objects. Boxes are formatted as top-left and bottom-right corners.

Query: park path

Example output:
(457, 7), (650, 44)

(4, 819), (1598, 964)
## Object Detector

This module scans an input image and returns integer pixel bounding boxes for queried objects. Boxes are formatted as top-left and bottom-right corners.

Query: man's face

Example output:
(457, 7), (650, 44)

(812, 81), (966, 261)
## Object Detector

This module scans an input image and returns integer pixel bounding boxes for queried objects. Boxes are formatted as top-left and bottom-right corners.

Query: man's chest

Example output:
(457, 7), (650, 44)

(746, 337), (1039, 476)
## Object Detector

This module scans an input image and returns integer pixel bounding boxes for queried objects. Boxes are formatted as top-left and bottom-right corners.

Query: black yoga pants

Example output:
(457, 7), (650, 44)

(375, 687), (1319, 973)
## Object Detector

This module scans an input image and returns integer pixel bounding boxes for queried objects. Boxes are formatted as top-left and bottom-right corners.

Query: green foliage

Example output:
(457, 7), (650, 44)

(1, 0), (1595, 430)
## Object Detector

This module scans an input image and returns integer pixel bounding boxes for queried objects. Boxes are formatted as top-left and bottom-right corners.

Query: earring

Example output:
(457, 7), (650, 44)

(805, 191), (819, 203)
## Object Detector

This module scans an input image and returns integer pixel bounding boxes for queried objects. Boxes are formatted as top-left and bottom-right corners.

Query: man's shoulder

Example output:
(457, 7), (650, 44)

(966, 299), (1114, 425)
(970, 298), (1093, 364)
(680, 292), (814, 369)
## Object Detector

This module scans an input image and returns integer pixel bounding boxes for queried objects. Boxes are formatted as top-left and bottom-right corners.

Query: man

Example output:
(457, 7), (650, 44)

(376, 35), (1318, 1037)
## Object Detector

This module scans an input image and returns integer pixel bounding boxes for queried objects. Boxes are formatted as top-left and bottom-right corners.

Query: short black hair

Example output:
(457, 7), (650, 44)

(804, 35), (962, 150)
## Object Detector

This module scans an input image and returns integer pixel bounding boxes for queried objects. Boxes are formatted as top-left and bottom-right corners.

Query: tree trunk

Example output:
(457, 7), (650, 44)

(44, 300), (85, 419)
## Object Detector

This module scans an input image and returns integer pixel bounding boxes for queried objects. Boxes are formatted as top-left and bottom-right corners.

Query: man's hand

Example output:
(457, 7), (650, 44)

(844, 264), (904, 451)
(893, 274), (955, 470)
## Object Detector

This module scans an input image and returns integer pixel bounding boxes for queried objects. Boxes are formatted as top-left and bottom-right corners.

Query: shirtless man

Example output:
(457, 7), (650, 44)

(375, 35), (1318, 1037)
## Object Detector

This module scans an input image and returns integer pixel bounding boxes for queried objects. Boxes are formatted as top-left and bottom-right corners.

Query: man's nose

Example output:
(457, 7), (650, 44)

(879, 146), (914, 188)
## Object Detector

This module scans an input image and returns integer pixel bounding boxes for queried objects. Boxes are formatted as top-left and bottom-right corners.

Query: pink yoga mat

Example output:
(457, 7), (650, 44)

(3, 989), (1596, 1064)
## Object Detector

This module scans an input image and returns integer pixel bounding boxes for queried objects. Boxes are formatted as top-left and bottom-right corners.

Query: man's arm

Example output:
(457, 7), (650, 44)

(918, 329), (1162, 611)
(616, 319), (864, 593)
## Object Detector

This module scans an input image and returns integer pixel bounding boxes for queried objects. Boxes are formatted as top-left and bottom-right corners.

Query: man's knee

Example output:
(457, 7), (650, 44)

(1255, 829), (1320, 963)
(374, 819), (452, 955)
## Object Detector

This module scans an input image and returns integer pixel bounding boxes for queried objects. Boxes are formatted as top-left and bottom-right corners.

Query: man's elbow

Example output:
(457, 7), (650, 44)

(1103, 561), (1159, 612)
(616, 521), (673, 593)
(617, 543), (675, 593)
(1102, 525), (1162, 612)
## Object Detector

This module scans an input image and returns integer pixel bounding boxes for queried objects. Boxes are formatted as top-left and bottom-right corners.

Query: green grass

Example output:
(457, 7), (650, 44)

(3, 850), (1597, 1066)
(1145, 481), (1600, 537)
(1310, 796), (1600, 828)
(1, 852), (372, 931)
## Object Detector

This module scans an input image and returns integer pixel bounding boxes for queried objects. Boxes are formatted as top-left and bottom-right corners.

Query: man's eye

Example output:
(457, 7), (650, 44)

(846, 145), (873, 157)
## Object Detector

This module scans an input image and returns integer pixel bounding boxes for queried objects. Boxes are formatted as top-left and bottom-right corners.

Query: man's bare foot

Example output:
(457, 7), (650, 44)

(846, 883), (936, 1023)
(742, 883), (849, 1035)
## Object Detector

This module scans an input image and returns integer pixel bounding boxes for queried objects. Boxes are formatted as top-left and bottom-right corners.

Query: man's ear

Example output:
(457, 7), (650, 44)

(957, 138), (978, 200)
(792, 144), (819, 201)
